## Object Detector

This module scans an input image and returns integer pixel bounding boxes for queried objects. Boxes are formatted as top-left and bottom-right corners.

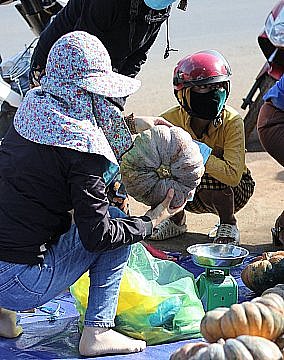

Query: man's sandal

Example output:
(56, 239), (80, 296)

(150, 218), (187, 240)
(212, 223), (240, 245)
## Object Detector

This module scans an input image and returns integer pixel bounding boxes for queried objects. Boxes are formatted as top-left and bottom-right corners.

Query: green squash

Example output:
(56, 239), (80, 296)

(241, 251), (284, 294)
(120, 125), (204, 207)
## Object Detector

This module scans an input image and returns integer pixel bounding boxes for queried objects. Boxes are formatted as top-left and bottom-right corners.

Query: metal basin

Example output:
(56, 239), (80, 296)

(187, 243), (249, 268)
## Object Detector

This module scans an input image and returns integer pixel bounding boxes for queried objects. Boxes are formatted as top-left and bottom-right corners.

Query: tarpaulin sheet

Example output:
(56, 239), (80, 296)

(0, 253), (257, 360)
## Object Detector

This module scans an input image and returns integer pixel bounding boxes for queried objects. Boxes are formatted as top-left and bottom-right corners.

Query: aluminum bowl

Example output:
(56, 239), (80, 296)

(187, 243), (249, 268)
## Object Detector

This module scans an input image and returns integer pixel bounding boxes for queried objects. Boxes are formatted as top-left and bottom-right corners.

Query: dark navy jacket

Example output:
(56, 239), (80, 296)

(31, 0), (169, 78)
(0, 126), (151, 265)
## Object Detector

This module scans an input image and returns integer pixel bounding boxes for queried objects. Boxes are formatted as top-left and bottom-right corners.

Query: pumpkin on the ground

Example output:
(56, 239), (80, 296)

(262, 284), (284, 299)
(241, 251), (284, 294)
(170, 335), (283, 360)
(200, 293), (284, 342)
(252, 291), (284, 310)
(275, 334), (284, 357)
(120, 125), (204, 208)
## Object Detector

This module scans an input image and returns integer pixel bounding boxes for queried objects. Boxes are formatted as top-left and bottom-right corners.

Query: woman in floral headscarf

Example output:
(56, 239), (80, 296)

(0, 31), (184, 357)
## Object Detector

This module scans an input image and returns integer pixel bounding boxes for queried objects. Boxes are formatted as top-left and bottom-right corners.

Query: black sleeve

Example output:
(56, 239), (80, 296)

(68, 152), (152, 252)
(31, 0), (83, 70)
(120, 27), (161, 78)
(30, 0), (118, 71)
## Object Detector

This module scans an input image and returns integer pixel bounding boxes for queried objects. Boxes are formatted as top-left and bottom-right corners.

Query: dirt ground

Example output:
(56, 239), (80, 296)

(129, 132), (284, 257)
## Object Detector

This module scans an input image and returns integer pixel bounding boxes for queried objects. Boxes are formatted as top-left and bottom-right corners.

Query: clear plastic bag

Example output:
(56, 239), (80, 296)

(70, 243), (204, 345)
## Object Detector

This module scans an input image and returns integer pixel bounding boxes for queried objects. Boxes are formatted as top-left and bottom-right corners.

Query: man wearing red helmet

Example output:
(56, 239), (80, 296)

(151, 50), (255, 244)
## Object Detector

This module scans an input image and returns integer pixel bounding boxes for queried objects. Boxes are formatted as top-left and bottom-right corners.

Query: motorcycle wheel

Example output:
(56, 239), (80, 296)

(244, 74), (276, 145)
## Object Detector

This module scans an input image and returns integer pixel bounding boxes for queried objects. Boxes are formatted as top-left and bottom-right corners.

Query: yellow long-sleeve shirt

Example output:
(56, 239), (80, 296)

(160, 105), (247, 187)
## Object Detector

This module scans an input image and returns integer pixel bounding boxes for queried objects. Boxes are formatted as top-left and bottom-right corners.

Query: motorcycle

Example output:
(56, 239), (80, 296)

(241, 0), (284, 145)
(0, 0), (64, 138)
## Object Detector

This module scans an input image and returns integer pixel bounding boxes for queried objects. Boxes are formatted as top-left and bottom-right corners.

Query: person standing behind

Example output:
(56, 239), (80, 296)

(149, 50), (255, 244)
(30, 0), (187, 99)
(257, 74), (284, 246)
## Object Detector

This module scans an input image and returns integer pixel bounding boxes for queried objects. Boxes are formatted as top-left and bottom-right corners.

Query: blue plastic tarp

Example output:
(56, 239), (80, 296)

(0, 253), (258, 360)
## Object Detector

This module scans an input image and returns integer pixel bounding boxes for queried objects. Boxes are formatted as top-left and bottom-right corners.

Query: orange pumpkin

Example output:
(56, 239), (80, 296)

(241, 251), (284, 294)
(200, 293), (284, 343)
(170, 336), (283, 360)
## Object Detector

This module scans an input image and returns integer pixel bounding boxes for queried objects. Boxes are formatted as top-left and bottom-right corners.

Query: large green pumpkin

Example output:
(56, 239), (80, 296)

(120, 125), (204, 208)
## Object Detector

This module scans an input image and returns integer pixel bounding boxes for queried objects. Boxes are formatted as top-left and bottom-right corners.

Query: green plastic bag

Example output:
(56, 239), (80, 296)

(70, 243), (204, 345)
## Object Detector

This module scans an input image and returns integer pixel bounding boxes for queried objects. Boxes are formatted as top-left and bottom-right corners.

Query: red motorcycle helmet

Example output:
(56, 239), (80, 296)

(173, 50), (232, 91)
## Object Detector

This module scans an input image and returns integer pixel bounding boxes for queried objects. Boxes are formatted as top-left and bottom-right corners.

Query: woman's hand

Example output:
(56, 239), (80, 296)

(134, 116), (173, 133)
(144, 189), (186, 228)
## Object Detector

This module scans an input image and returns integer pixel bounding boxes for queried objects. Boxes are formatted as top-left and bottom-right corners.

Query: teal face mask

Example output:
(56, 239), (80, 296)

(190, 88), (227, 120)
(144, 0), (177, 10)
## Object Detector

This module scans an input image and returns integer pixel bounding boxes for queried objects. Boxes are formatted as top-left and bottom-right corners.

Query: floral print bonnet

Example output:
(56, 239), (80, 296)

(14, 31), (141, 166)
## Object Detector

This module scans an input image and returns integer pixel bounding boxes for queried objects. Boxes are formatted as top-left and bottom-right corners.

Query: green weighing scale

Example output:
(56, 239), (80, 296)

(187, 243), (249, 311)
